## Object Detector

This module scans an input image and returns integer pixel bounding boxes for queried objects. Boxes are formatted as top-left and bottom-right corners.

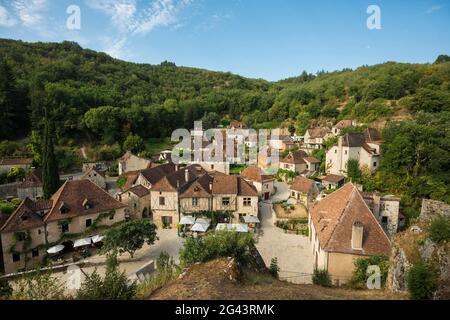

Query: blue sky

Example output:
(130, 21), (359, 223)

(0, 0), (449, 80)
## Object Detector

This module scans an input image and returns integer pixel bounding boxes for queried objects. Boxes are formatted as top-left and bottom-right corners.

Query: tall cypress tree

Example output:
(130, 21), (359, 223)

(42, 109), (60, 199)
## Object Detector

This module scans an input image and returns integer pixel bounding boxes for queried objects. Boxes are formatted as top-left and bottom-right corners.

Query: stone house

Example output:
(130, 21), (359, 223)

(240, 166), (275, 200)
(118, 151), (152, 175)
(279, 150), (320, 176)
(308, 182), (391, 286)
(303, 127), (332, 149)
(0, 158), (33, 175)
(17, 168), (43, 200)
(331, 119), (356, 136)
(321, 174), (345, 190)
(362, 192), (401, 239)
(117, 185), (151, 220)
(290, 176), (319, 207)
(81, 167), (107, 189)
(326, 128), (382, 177)
(0, 180), (127, 275)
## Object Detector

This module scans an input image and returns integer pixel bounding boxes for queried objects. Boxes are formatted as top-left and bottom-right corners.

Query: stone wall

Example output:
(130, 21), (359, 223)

(420, 199), (450, 220)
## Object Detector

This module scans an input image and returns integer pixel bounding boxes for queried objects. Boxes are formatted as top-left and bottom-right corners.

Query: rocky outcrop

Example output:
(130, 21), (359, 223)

(387, 199), (450, 299)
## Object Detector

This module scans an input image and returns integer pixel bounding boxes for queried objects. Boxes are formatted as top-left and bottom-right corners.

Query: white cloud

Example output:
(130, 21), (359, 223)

(103, 36), (129, 59)
(0, 5), (17, 27)
(425, 5), (443, 14)
(87, 0), (191, 34)
(12, 0), (48, 28)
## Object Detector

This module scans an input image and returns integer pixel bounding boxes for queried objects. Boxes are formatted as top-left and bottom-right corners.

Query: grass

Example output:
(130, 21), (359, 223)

(145, 138), (177, 156)
(229, 164), (247, 175)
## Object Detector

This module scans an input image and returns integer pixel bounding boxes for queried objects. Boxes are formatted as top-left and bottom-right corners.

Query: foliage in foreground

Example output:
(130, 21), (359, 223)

(0, 278), (12, 300)
(136, 251), (180, 299)
(406, 261), (438, 300)
(77, 253), (137, 300)
(312, 269), (332, 287)
(349, 255), (389, 289)
(269, 257), (280, 279)
(179, 231), (255, 267)
(11, 270), (66, 300)
(101, 219), (158, 258)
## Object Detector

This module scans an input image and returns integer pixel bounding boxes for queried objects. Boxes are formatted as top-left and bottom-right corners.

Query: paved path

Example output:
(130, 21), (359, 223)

(256, 200), (314, 284)
(271, 181), (291, 203)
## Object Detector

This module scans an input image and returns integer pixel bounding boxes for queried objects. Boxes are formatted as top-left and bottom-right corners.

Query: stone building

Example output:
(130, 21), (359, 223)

(118, 151), (152, 175)
(240, 166), (275, 200)
(17, 168), (43, 200)
(0, 180), (127, 274)
(290, 176), (319, 207)
(308, 182), (391, 286)
(81, 167), (107, 189)
(362, 192), (401, 239)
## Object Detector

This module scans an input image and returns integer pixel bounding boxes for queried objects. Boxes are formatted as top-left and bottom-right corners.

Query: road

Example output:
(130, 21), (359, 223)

(255, 183), (314, 284)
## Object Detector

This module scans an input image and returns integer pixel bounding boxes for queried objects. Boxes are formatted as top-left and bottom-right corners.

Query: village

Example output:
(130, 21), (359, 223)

(0, 118), (426, 291)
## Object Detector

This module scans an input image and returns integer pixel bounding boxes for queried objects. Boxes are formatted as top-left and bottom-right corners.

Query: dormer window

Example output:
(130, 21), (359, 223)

(59, 202), (69, 214)
(82, 198), (92, 210)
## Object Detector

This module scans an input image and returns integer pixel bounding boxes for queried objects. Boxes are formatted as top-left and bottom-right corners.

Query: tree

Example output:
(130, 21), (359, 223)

(123, 133), (145, 154)
(84, 106), (122, 144)
(76, 253), (137, 300)
(42, 112), (60, 199)
(101, 219), (158, 258)
(346, 159), (362, 183)
(201, 112), (221, 130)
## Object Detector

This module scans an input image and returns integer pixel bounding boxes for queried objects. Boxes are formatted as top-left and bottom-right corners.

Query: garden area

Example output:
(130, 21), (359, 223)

(273, 201), (309, 236)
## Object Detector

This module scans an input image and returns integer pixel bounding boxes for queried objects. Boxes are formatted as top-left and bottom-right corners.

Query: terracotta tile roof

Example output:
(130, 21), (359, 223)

(118, 170), (140, 191)
(322, 174), (345, 184)
(179, 174), (213, 198)
(0, 158), (33, 166)
(334, 120), (353, 129)
(19, 168), (43, 188)
(44, 180), (126, 223)
(229, 120), (247, 129)
(303, 156), (321, 164)
(310, 183), (391, 256)
(281, 150), (308, 164)
(140, 162), (177, 185)
(306, 127), (331, 139)
(0, 198), (52, 233)
(238, 177), (258, 197)
(291, 176), (316, 193)
(240, 166), (274, 183)
(127, 185), (150, 197)
(152, 164), (206, 192)
(212, 175), (238, 194)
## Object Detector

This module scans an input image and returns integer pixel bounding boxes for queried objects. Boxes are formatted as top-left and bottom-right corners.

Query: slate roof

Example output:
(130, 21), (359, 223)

(0, 158), (33, 166)
(322, 174), (345, 184)
(19, 168), (43, 188)
(127, 185), (150, 197)
(309, 183), (391, 256)
(139, 162), (177, 185)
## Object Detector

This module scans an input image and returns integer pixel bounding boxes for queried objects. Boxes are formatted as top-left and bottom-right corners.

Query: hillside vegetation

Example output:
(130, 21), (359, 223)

(0, 39), (449, 217)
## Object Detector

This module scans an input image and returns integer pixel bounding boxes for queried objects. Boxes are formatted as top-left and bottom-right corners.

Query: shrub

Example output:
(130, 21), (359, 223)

(179, 231), (255, 267)
(77, 253), (137, 300)
(428, 216), (450, 243)
(11, 271), (66, 300)
(0, 278), (12, 300)
(350, 255), (389, 289)
(0, 200), (19, 214)
(312, 269), (332, 287)
(269, 257), (280, 279)
(116, 176), (127, 188)
(406, 261), (438, 300)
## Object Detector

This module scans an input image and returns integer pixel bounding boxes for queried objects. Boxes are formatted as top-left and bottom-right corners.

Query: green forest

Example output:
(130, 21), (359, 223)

(0, 38), (449, 217)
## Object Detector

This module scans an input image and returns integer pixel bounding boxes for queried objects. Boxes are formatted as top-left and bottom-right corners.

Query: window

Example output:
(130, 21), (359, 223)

(222, 197), (230, 206)
(192, 197), (199, 206)
(243, 198), (251, 206)
(159, 197), (165, 206)
(306, 164), (309, 169)
(61, 223), (69, 233)
(32, 248), (39, 258)
(16, 232), (27, 241)
(291, 191), (295, 197)
(373, 161), (377, 167)
(211, 164), (214, 170)
(334, 149), (337, 154)
(382, 216), (388, 224)
(265, 184), (268, 189)
(12, 253), (20, 262)
(345, 150), (347, 155)
(86, 219), (92, 228)
(109, 214), (115, 220)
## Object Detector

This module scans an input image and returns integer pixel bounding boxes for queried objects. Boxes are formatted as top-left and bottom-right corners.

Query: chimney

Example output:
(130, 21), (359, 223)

(351, 222), (364, 250)
(185, 169), (189, 182)
(209, 181), (213, 192)
(175, 164), (179, 171)
(373, 194), (381, 218)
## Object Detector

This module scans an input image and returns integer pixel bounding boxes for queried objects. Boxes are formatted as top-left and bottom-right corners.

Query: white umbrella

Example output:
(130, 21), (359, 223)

(91, 235), (104, 243)
(74, 237), (92, 248)
(215, 223), (228, 231)
(242, 215), (260, 223)
(179, 216), (196, 225)
(195, 217), (211, 224)
(228, 224), (249, 233)
(46, 244), (64, 254)
(191, 222), (210, 232)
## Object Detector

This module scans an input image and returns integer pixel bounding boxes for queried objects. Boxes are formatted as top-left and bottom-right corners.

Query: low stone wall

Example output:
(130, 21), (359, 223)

(0, 182), (19, 199)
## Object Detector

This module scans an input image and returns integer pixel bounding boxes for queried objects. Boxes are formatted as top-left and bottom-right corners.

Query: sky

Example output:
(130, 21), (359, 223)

(0, 0), (449, 81)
